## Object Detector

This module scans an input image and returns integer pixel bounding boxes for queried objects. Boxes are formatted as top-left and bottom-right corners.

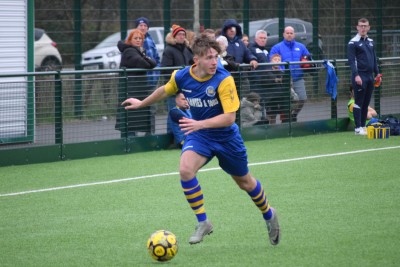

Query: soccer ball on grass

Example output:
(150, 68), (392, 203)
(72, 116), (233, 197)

(147, 230), (178, 262)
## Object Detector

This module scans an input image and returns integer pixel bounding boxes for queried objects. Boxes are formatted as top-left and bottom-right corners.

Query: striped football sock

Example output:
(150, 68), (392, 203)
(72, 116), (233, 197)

(181, 177), (207, 222)
(248, 179), (273, 220)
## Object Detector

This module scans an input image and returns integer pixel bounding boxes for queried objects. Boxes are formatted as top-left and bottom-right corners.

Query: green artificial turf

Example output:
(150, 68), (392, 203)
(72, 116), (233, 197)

(1, 132), (399, 266)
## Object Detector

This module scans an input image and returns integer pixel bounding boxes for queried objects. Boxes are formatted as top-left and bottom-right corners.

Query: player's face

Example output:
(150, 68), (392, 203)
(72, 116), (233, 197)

(196, 48), (219, 75)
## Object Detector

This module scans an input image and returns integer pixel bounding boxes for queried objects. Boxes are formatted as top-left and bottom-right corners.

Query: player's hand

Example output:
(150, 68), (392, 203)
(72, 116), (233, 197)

(121, 98), (142, 110)
(179, 117), (203, 135)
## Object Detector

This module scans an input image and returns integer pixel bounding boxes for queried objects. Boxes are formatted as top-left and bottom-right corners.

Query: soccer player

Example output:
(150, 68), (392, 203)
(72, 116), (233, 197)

(122, 36), (280, 246)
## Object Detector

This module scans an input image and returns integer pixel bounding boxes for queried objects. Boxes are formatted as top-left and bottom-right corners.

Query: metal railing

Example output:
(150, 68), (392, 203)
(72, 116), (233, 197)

(1, 57), (399, 165)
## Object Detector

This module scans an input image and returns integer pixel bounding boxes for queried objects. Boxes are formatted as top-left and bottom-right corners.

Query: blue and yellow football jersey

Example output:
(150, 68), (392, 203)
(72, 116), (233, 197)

(164, 65), (240, 142)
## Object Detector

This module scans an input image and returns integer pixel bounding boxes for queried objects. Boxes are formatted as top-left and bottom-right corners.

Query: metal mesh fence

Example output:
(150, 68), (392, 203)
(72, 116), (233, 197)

(1, 1), (400, 162)
(1, 58), (400, 150)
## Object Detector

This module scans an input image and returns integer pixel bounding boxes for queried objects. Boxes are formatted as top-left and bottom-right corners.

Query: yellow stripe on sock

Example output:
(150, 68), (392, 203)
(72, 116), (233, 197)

(185, 190), (203, 200)
(189, 199), (204, 209)
(194, 206), (205, 215)
(261, 203), (271, 214)
(252, 189), (264, 201)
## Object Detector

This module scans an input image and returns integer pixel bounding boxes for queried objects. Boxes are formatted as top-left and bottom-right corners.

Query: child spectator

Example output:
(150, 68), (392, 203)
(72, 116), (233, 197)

(168, 93), (192, 148)
(240, 92), (265, 127)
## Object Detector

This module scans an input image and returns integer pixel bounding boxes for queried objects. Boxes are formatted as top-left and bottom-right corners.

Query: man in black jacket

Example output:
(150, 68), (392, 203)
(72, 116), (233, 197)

(347, 18), (382, 135)
(161, 24), (194, 133)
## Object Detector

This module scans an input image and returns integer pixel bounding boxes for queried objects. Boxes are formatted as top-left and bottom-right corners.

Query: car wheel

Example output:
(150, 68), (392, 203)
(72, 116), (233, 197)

(40, 57), (62, 71)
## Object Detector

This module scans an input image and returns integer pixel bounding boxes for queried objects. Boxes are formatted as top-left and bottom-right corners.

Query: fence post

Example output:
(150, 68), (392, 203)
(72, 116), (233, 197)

(120, 0), (128, 40)
(163, 0), (171, 41)
(312, 0), (320, 59)
(54, 72), (63, 158)
(73, 0), (82, 118)
(242, 0), (249, 36)
(285, 62), (292, 134)
(278, 0), (285, 43)
(203, 0), (211, 29)
(376, 0), (383, 58)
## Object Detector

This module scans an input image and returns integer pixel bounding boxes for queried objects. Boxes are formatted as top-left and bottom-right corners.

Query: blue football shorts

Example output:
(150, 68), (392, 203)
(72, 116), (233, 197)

(182, 134), (249, 177)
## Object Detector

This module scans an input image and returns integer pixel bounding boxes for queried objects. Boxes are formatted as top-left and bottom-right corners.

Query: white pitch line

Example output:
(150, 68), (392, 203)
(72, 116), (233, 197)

(1, 145), (399, 198)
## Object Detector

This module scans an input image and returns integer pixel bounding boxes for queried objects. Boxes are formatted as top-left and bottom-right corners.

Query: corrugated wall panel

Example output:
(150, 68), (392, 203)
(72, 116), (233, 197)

(0, 0), (28, 139)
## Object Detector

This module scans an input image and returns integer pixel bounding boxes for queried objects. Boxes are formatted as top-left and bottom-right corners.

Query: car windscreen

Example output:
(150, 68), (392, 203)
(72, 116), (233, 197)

(95, 32), (121, 49)
(34, 28), (44, 41)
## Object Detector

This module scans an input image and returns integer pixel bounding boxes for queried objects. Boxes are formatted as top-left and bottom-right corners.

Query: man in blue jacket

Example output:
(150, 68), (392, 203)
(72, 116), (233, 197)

(347, 18), (381, 136)
(270, 26), (311, 122)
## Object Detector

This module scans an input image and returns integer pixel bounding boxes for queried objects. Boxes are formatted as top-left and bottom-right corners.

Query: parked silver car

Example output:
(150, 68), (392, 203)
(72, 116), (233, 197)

(34, 28), (63, 71)
(81, 27), (164, 70)
(240, 18), (324, 57)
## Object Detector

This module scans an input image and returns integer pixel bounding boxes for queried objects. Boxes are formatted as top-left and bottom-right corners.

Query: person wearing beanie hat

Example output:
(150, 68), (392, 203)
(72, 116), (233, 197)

(135, 17), (159, 66)
(135, 17), (150, 28)
(161, 24), (193, 134)
(135, 16), (160, 86)
(171, 24), (186, 38)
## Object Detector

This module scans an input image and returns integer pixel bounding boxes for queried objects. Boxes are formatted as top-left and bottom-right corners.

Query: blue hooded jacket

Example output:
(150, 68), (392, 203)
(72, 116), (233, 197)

(222, 19), (256, 64)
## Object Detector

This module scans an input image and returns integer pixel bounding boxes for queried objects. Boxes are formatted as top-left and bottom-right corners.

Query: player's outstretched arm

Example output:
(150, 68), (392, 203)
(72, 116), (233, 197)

(179, 112), (236, 135)
(122, 85), (169, 110)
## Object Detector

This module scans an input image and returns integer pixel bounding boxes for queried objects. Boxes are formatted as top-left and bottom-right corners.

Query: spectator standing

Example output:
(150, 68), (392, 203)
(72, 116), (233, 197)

(186, 30), (197, 48)
(216, 35), (239, 72)
(248, 30), (269, 119)
(161, 24), (194, 74)
(135, 17), (160, 68)
(242, 33), (250, 47)
(222, 19), (258, 96)
(248, 30), (269, 64)
(135, 17), (160, 132)
(161, 24), (194, 132)
(347, 18), (381, 135)
(264, 54), (291, 124)
(222, 19), (257, 68)
(201, 28), (216, 40)
(115, 29), (157, 137)
(269, 26), (311, 122)
(168, 93), (192, 148)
